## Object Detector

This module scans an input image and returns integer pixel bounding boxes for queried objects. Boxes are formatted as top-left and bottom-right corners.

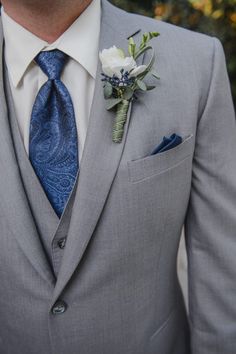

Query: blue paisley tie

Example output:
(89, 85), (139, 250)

(29, 49), (79, 218)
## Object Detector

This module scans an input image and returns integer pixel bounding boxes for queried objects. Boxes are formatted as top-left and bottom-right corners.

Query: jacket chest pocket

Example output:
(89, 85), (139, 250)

(127, 134), (194, 183)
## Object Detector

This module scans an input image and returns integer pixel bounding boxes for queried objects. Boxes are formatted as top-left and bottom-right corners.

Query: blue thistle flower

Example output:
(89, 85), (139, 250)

(101, 69), (135, 88)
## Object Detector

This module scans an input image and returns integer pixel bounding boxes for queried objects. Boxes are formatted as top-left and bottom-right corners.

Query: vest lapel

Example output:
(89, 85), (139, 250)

(52, 0), (142, 304)
(0, 23), (56, 286)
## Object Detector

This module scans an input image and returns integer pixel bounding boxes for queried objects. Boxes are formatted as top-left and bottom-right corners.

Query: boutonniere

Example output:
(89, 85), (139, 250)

(99, 31), (160, 143)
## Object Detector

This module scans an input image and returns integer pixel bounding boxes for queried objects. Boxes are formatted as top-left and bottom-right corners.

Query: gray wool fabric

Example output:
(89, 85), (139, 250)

(0, 0), (236, 353)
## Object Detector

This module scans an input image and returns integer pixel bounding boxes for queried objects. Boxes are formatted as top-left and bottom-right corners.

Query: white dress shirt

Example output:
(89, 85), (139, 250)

(1, 0), (101, 163)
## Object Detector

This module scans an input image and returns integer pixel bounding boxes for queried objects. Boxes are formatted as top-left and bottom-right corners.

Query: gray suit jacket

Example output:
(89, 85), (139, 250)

(0, 1), (236, 353)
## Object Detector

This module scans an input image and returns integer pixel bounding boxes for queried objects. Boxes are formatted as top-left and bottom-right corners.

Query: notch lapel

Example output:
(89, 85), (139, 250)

(0, 21), (55, 286)
(52, 0), (141, 304)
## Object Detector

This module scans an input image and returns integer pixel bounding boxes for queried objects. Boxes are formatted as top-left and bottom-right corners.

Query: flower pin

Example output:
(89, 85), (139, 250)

(99, 31), (160, 143)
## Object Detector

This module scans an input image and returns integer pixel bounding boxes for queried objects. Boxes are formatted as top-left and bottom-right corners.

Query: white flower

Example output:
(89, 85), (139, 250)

(99, 45), (147, 79)
(129, 65), (147, 77)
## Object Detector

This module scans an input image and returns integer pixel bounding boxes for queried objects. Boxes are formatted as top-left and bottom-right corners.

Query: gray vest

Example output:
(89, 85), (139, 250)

(4, 62), (79, 279)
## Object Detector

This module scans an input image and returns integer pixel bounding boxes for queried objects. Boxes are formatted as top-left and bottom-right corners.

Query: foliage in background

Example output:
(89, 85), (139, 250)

(110, 0), (236, 107)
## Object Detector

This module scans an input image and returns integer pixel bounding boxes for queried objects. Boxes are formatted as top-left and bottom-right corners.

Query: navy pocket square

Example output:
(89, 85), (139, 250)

(151, 134), (182, 155)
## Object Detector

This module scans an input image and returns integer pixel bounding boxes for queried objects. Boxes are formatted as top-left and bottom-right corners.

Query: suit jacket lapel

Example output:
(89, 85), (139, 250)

(52, 0), (141, 303)
(0, 21), (56, 286)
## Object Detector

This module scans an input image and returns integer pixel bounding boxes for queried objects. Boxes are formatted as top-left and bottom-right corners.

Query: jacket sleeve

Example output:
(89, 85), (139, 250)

(184, 37), (236, 353)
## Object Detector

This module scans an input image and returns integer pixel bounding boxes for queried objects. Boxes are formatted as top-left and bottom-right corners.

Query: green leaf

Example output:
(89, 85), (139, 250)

(106, 98), (123, 110)
(139, 32), (160, 52)
(129, 37), (135, 46)
(146, 85), (156, 91)
(149, 32), (160, 40)
(128, 37), (136, 57)
(123, 87), (134, 100)
(139, 32), (149, 50)
(134, 48), (156, 82)
(143, 32), (149, 43)
(137, 80), (147, 91)
(151, 70), (160, 79)
(134, 45), (152, 60)
(104, 83), (113, 99)
(135, 31), (160, 59)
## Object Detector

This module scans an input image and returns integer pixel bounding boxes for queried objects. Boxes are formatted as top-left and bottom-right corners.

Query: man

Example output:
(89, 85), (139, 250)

(0, 0), (235, 353)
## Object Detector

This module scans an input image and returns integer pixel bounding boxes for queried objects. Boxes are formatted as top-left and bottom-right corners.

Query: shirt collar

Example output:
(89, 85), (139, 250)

(1, 0), (101, 87)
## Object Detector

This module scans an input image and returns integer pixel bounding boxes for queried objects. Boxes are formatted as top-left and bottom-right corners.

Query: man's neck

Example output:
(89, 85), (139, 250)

(2, 0), (93, 43)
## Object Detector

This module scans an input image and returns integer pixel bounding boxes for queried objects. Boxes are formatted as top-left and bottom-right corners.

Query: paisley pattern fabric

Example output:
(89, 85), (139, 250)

(29, 50), (79, 217)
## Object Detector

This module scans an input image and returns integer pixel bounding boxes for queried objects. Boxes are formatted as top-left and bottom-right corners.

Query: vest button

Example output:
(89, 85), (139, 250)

(51, 300), (67, 315)
(57, 237), (66, 249)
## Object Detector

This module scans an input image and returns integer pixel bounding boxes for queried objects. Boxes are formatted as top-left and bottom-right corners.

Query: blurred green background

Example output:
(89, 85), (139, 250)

(110, 0), (236, 108)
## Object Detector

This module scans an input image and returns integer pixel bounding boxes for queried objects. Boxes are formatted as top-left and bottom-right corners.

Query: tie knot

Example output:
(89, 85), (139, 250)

(35, 49), (68, 80)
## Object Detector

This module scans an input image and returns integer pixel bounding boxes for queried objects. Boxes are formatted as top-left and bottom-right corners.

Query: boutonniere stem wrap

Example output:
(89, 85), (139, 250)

(99, 31), (160, 143)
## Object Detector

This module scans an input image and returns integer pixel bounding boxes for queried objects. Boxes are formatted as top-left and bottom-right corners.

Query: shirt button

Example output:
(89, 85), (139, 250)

(57, 237), (66, 249)
(51, 300), (67, 315)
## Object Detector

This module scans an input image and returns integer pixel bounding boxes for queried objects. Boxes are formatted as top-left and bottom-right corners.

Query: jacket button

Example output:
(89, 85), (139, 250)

(57, 237), (66, 249)
(51, 300), (67, 315)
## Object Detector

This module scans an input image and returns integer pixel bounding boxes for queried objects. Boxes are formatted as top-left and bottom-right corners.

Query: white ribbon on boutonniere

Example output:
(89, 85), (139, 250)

(99, 31), (160, 143)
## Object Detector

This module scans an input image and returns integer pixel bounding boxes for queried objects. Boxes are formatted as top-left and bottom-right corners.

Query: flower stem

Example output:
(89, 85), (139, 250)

(112, 99), (130, 143)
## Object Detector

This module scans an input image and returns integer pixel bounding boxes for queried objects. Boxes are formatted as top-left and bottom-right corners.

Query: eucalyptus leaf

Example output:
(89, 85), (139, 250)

(123, 87), (134, 100)
(137, 80), (147, 91)
(104, 83), (113, 99)
(135, 70), (149, 79)
(146, 85), (156, 91)
(106, 98), (123, 110)
(151, 70), (160, 79)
